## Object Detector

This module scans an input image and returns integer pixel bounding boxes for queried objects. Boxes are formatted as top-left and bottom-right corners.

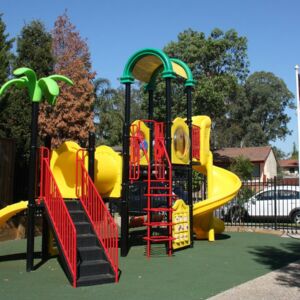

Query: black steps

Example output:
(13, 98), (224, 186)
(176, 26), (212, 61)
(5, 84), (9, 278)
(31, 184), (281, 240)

(77, 273), (115, 287)
(64, 200), (116, 286)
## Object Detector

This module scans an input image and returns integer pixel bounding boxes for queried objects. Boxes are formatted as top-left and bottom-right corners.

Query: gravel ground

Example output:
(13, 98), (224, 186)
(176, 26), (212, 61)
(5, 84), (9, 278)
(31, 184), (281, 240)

(208, 259), (300, 300)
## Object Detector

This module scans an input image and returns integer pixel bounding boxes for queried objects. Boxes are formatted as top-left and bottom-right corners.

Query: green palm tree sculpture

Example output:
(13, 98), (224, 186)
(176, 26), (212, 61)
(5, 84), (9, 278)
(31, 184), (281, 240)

(0, 67), (73, 103)
(0, 67), (73, 272)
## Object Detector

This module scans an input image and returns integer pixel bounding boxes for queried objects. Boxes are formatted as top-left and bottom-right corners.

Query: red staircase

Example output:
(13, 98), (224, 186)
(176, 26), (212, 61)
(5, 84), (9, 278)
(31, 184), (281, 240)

(130, 121), (174, 257)
(39, 147), (118, 287)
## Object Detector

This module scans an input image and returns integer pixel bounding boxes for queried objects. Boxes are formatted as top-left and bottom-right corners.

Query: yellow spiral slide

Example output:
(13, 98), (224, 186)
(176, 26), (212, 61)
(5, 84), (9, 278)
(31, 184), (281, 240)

(191, 116), (241, 241)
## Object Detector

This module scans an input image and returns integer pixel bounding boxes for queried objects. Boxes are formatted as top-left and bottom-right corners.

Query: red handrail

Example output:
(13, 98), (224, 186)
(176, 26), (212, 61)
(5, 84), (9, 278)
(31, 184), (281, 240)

(192, 125), (200, 160)
(75, 150), (118, 282)
(39, 147), (77, 287)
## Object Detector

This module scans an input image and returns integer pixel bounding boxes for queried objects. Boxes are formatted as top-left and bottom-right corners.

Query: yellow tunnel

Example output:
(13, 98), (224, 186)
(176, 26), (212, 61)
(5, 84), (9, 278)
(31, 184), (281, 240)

(50, 141), (122, 199)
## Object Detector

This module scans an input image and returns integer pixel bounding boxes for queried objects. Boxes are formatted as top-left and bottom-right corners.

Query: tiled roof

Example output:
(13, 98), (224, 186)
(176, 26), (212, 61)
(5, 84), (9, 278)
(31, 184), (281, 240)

(279, 159), (298, 168)
(214, 146), (272, 163)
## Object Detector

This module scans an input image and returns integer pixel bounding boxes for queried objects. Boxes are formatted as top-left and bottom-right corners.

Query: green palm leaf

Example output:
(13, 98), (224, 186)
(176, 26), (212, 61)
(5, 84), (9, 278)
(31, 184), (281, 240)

(0, 77), (28, 96)
(48, 74), (73, 86)
(38, 77), (60, 105)
(14, 67), (37, 83)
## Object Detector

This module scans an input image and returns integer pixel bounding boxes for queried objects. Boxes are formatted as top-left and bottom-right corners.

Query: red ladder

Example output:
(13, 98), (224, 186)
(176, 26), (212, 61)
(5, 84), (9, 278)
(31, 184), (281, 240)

(129, 120), (174, 257)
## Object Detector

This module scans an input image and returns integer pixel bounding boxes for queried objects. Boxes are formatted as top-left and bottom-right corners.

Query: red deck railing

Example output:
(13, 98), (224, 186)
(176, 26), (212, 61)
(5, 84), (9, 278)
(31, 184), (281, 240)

(39, 147), (77, 287)
(192, 125), (200, 160)
(129, 123), (141, 181)
(75, 150), (119, 282)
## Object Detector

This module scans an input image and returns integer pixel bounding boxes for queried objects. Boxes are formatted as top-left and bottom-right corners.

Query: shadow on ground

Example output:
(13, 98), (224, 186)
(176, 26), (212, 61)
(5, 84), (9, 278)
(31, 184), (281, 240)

(248, 241), (300, 288)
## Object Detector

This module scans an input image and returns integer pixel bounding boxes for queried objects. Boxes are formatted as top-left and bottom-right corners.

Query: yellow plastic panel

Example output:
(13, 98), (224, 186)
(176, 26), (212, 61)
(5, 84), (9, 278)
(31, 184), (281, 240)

(130, 120), (150, 166)
(171, 61), (188, 79)
(132, 55), (162, 83)
(172, 199), (190, 249)
(171, 117), (190, 164)
(192, 116), (211, 166)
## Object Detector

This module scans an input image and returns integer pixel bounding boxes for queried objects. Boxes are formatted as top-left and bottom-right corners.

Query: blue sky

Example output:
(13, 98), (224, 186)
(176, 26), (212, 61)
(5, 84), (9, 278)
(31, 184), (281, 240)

(1, 0), (299, 155)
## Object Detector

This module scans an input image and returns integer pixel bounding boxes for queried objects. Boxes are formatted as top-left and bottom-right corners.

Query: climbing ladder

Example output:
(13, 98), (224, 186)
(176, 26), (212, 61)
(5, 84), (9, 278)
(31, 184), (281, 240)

(130, 121), (174, 257)
(39, 147), (118, 287)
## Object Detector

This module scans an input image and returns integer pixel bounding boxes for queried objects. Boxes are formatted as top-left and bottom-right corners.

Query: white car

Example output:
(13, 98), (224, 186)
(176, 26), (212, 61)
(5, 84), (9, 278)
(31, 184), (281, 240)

(225, 186), (300, 224)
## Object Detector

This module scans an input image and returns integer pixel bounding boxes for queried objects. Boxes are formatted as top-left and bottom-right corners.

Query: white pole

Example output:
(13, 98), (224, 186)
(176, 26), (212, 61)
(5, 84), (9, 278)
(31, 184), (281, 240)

(295, 65), (300, 177)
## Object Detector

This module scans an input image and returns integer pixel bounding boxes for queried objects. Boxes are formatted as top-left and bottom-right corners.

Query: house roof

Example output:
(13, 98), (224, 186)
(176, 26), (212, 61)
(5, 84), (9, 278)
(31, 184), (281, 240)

(214, 146), (272, 163)
(279, 159), (298, 168)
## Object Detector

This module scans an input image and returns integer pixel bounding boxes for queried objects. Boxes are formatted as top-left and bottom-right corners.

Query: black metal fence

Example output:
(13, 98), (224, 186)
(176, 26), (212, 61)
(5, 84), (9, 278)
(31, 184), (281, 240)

(193, 177), (300, 234)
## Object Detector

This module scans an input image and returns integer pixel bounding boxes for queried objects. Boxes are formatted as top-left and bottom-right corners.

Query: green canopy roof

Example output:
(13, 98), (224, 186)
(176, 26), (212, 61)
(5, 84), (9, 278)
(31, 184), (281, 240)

(120, 48), (195, 88)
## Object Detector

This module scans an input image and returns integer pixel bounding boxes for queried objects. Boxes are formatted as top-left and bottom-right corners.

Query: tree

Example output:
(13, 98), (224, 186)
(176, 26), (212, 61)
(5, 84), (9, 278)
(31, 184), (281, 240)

(0, 13), (14, 137)
(0, 21), (54, 154)
(0, 20), (54, 199)
(235, 72), (294, 147)
(228, 156), (253, 223)
(229, 155), (253, 180)
(39, 12), (95, 147)
(290, 142), (298, 160)
(94, 79), (146, 146)
(162, 28), (249, 119)
(94, 78), (122, 146)
(0, 14), (14, 84)
(272, 146), (286, 160)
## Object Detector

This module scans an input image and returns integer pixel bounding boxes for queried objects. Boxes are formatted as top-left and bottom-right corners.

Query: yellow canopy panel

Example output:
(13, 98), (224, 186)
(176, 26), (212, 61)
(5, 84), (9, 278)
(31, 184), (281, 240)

(132, 55), (189, 83)
(132, 55), (162, 83)
(171, 61), (188, 79)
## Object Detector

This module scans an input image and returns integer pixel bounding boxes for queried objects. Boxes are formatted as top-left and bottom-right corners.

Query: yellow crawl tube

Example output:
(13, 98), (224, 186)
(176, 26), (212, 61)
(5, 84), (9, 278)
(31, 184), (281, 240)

(50, 141), (122, 199)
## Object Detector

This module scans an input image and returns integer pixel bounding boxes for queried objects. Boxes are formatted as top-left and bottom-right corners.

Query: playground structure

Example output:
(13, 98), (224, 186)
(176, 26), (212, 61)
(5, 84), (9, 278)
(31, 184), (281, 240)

(0, 49), (241, 287)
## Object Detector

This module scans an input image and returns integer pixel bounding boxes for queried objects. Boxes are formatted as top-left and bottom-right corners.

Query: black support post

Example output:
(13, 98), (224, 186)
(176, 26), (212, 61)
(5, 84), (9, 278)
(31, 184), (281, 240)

(26, 102), (39, 272)
(165, 78), (172, 158)
(186, 86), (194, 247)
(41, 135), (51, 261)
(88, 132), (95, 182)
(148, 89), (154, 162)
(165, 78), (172, 254)
(121, 83), (131, 257)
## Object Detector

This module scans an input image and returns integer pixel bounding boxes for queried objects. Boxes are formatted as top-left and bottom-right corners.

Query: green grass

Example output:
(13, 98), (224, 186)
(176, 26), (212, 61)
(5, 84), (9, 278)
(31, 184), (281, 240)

(0, 232), (300, 300)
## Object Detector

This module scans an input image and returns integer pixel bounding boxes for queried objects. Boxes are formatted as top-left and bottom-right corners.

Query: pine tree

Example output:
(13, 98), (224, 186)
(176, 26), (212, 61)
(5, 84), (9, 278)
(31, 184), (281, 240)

(0, 20), (53, 199)
(39, 12), (95, 147)
(0, 13), (14, 137)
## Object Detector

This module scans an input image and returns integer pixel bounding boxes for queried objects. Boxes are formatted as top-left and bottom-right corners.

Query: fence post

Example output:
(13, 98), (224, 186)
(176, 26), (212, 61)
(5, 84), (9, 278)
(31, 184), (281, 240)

(274, 176), (277, 230)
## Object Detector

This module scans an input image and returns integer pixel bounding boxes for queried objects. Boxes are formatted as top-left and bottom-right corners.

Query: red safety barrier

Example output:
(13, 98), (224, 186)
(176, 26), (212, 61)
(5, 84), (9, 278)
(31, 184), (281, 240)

(192, 125), (200, 160)
(76, 150), (119, 282)
(39, 147), (77, 287)
(129, 123), (141, 181)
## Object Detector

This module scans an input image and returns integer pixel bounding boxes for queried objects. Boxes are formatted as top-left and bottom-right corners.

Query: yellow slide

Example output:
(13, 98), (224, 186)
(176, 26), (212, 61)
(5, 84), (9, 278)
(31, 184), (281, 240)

(192, 165), (241, 240)
(0, 201), (28, 227)
(191, 115), (241, 241)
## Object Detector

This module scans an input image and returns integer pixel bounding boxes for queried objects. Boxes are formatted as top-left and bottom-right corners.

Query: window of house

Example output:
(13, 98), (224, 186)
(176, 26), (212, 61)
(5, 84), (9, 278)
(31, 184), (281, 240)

(252, 164), (260, 178)
(289, 167), (295, 174)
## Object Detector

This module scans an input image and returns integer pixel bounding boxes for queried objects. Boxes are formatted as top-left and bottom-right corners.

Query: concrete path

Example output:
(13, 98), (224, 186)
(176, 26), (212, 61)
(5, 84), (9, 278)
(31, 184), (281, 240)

(208, 260), (300, 300)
